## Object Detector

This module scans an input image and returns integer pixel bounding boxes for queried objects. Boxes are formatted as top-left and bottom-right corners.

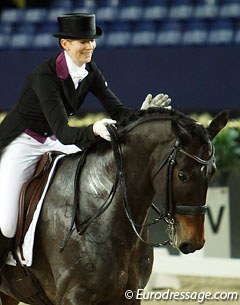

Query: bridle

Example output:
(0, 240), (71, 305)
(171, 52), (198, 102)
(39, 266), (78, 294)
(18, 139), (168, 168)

(152, 140), (214, 219)
(148, 139), (214, 247)
(60, 123), (214, 251)
(107, 126), (214, 248)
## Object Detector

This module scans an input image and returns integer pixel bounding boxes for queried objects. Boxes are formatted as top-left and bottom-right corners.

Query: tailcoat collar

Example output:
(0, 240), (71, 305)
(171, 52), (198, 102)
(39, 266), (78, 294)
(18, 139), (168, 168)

(56, 51), (69, 79)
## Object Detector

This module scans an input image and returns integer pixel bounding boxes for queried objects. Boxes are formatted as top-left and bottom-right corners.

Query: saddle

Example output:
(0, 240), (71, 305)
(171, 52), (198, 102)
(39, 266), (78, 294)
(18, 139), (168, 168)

(15, 151), (64, 250)
(1, 152), (64, 305)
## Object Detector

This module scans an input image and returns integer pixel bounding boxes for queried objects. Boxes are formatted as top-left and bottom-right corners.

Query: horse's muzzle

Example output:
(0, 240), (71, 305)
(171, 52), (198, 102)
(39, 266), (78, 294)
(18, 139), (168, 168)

(179, 240), (205, 254)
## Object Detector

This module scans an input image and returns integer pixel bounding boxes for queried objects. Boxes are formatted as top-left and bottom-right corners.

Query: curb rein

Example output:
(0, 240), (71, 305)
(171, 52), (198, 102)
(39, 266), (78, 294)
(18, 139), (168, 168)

(60, 125), (214, 251)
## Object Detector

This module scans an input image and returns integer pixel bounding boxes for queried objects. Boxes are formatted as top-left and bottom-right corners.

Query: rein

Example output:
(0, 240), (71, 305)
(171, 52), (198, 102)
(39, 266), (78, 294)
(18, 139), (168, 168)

(109, 125), (213, 247)
(60, 146), (121, 251)
(107, 125), (171, 247)
(60, 118), (214, 251)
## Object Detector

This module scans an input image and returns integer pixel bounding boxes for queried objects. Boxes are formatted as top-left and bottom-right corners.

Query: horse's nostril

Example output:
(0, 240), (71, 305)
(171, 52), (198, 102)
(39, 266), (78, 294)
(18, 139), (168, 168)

(179, 242), (195, 254)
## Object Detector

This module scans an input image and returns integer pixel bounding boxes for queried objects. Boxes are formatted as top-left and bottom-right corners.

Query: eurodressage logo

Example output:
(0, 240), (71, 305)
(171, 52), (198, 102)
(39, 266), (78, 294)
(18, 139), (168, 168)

(124, 289), (239, 303)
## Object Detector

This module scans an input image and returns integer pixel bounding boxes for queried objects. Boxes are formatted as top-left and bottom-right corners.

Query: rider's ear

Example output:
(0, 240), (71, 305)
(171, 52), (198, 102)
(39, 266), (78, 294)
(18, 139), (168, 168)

(207, 111), (229, 140)
(172, 120), (191, 145)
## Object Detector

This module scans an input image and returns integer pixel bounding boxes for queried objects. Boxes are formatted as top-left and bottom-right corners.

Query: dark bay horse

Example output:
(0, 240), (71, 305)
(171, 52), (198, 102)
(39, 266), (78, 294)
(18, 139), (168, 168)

(0, 108), (228, 305)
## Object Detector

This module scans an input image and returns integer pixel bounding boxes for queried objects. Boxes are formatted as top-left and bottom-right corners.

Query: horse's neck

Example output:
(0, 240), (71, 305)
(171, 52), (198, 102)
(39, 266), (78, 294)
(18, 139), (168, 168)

(79, 123), (174, 243)
(118, 142), (155, 216)
(115, 122), (175, 222)
(78, 140), (153, 236)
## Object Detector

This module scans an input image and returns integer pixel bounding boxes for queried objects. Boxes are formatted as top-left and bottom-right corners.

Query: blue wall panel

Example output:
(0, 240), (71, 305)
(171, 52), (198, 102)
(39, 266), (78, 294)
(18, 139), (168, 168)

(1, 46), (240, 115)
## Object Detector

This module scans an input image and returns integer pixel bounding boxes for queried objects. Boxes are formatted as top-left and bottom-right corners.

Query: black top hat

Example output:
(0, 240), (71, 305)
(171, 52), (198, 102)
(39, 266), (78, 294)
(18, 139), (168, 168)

(53, 13), (103, 39)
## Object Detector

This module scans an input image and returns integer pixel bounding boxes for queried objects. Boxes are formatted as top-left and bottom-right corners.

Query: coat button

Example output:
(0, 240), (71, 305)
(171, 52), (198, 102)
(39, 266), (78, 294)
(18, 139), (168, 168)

(44, 132), (48, 136)
(69, 113), (73, 116)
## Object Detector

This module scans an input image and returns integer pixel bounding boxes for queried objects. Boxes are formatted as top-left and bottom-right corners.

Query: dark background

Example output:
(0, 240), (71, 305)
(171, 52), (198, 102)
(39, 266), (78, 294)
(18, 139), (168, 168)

(1, 46), (240, 115)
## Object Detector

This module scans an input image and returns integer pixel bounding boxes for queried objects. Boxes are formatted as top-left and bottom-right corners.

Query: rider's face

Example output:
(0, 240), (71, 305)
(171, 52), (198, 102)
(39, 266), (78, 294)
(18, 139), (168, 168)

(61, 38), (96, 67)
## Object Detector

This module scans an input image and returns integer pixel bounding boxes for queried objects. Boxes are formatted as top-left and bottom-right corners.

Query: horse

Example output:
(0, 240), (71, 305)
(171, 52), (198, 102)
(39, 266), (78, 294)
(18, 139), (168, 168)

(0, 108), (228, 305)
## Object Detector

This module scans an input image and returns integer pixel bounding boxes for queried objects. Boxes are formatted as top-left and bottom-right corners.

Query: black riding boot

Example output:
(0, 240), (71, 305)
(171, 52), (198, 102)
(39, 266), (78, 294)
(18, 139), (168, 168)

(0, 232), (12, 273)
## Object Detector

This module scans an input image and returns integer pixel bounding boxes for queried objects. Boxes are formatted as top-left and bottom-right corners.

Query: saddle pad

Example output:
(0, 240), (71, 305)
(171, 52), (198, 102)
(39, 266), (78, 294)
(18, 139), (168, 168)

(7, 154), (65, 267)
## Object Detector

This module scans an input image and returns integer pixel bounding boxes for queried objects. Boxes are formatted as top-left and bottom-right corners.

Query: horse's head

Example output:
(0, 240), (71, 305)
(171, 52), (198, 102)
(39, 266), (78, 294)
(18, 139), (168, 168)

(110, 109), (228, 254)
(158, 111), (229, 254)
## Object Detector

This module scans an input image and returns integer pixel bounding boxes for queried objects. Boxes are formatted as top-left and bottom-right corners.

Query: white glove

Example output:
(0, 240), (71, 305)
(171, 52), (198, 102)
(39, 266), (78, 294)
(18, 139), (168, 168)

(93, 118), (117, 141)
(141, 93), (171, 110)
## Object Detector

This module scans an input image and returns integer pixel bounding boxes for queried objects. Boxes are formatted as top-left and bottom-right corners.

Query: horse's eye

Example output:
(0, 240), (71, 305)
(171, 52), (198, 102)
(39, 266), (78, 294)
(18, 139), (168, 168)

(178, 171), (188, 182)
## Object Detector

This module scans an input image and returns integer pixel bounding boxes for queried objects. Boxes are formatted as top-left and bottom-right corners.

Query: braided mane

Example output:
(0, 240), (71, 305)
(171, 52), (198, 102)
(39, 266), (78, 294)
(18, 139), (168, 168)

(117, 107), (191, 128)
(117, 107), (209, 144)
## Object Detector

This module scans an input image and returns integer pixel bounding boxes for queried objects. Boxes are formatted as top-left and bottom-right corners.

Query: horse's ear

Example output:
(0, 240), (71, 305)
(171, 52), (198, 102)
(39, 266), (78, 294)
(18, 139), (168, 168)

(207, 111), (229, 140)
(172, 119), (191, 145)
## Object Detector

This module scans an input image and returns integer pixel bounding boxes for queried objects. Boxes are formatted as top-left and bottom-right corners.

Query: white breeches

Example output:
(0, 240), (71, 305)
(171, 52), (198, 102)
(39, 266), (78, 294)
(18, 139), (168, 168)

(0, 133), (80, 238)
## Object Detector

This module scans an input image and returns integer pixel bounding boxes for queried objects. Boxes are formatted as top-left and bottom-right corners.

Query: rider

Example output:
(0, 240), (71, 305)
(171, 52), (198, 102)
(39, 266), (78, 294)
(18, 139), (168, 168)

(0, 13), (171, 268)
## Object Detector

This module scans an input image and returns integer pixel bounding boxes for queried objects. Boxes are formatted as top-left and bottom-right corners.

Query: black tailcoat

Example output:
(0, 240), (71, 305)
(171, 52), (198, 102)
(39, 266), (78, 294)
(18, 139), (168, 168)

(0, 51), (131, 152)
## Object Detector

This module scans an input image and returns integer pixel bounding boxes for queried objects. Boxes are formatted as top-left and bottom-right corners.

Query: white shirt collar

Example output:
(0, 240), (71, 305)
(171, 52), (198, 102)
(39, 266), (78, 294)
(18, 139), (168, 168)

(64, 51), (89, 89)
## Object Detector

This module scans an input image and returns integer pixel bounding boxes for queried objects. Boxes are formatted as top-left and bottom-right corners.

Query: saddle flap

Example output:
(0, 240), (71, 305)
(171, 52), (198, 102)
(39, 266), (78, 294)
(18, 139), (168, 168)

(15, 151), (64, 250)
